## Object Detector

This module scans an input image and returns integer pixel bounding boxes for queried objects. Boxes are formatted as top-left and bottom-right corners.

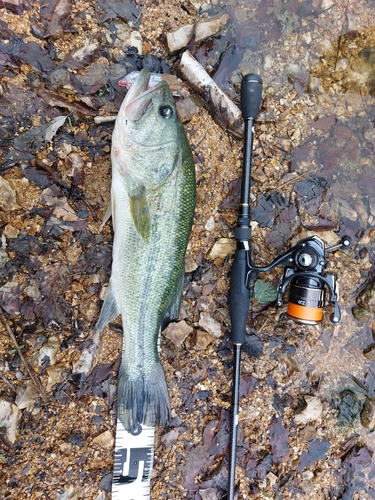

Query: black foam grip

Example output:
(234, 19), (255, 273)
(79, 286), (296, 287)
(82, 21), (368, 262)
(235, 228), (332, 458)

(241, 74), (263, 120)
(229, 250), (250, 344)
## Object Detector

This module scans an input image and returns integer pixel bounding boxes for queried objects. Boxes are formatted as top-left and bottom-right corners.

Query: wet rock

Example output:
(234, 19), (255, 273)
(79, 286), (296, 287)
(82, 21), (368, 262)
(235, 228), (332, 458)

(0, 176), (18, 210)
(164, 320), (193, 346)
(352, 305), (374, 323)
(92, 429), (114, 449)
(198, 312), (223, 338)
(195, 329), (214, 350)
(207, 238), (235, 260)
(360, 397), (375, 428)
(363, 343), (375, 360)
(333, 389), (363, 426)
(295, 396), (323, 425)
(356, 281), (375, 312)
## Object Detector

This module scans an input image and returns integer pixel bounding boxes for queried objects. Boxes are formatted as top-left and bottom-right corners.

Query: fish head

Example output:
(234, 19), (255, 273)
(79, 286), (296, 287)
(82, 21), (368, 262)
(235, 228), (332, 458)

(112, 69), (185, 188)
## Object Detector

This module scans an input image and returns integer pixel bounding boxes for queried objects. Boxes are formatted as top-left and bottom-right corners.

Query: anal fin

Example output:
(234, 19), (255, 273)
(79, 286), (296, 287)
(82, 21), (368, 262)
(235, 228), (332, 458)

(161, 274), (184, 330)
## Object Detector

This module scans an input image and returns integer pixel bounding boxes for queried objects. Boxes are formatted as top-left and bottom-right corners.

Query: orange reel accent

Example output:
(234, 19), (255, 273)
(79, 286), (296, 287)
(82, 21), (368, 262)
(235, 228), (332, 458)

(287, 302), (323, 323)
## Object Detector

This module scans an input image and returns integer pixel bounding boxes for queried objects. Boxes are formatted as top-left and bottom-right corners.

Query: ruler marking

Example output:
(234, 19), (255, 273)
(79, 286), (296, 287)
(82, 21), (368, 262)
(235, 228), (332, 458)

(112, 420), (155, 500)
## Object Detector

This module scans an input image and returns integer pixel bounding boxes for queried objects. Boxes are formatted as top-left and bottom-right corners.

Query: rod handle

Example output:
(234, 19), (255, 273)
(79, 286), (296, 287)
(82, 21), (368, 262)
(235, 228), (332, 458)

(229, 250), (250, 345)
(241, 74), (263, 120)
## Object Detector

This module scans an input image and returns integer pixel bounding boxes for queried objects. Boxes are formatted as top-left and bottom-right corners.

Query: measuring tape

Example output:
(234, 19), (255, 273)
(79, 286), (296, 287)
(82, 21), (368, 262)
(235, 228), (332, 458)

(112, 420), (155, 499)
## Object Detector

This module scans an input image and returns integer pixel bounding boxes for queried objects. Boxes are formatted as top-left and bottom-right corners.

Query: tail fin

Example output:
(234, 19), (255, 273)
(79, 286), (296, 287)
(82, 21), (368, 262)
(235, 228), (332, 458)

(117, 361), (170, 431)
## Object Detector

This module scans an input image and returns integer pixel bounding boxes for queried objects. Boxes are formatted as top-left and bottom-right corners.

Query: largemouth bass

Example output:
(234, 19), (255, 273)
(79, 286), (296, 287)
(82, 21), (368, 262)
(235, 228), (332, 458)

(95, 69), (196, 431)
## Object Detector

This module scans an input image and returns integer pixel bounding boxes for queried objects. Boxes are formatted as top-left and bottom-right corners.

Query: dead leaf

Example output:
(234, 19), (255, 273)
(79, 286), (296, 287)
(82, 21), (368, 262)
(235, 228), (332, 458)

(43, 0), (75, 38)
(61, 44), (103, 70)
(269, 416), (289, 464)
(0, 399), (21, 443)
(15, 383), (40, 410)
(296, 438), (330, 473)
(34, 262), (71, 327)
(202, 410), (230, 459)
(44, 115), (67, 142)
(0, 280), (20, 314)
(0, 0), (32, 14)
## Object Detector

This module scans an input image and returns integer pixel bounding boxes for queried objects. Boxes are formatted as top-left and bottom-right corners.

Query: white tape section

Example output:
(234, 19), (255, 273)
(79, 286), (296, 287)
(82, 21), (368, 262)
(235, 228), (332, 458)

(112, 420), (155, 500)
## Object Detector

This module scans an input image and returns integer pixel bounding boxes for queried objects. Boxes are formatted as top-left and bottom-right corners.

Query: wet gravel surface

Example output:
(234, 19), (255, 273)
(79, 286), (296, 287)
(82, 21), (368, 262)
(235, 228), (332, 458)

(1, 0), (375, 499)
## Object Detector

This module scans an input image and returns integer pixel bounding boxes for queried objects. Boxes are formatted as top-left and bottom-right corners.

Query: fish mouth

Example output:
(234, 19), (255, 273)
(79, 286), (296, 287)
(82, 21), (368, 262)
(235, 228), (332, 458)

(123, 68), (151, 106)
(123, 69), (166, 122)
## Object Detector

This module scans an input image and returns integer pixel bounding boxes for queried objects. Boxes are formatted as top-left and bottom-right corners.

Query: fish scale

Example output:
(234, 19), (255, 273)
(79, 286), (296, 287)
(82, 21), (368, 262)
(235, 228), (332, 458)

(94, 69), (195, 497)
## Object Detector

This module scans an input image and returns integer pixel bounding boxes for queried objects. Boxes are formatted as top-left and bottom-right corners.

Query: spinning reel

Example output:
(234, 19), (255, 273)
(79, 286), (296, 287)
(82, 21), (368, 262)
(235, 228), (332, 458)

(248, 235), (351, 325)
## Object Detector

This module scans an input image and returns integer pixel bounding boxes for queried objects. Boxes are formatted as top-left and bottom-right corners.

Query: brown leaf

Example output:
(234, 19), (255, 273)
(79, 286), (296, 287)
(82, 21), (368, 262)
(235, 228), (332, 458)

(202, 410), (230, 459)
(37, 90), (97, 116)
(0, 0), (32, 14)
(34, 262), (71, 327)
(61, 44), (103, 70)
(296, 438), (330, 473)
(0, 281), (20, 314)
(269, 416), (289, 464)
(43, 0), (75, 38)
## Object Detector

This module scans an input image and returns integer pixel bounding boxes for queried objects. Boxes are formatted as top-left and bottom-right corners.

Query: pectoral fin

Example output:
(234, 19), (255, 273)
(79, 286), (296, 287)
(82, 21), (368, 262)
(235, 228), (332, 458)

(100, 200), (112, 229)
(130, 187), (150, 241)
(95, 279), (119, 332)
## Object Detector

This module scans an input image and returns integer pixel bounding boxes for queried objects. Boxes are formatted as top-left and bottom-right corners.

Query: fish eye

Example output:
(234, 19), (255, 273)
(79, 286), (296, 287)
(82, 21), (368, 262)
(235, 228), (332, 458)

(159, 105), (173, 119)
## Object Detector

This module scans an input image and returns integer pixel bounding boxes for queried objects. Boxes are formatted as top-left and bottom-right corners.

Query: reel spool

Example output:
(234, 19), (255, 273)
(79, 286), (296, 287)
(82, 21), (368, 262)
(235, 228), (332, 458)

(276, 235), (351, 325)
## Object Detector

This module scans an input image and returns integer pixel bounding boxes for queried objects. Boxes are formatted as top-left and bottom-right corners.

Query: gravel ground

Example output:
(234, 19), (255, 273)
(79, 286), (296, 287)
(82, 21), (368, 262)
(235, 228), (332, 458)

(1, 0), (375, 499)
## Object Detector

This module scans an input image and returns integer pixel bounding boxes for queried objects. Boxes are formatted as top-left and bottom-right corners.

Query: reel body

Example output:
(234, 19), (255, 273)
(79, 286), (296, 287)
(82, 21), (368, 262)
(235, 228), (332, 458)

(247, 235), (351, 325)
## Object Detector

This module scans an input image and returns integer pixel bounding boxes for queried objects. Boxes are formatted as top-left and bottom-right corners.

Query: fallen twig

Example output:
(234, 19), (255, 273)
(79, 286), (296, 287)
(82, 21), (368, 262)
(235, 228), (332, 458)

(180, 50), (244, 138)
(0, 308), (49, 404)
(94, 115), (117, 124)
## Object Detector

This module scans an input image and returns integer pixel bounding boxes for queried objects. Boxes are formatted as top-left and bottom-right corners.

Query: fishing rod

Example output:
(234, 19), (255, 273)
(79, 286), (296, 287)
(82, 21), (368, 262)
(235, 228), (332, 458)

(228, 73), (263, 499)
(228, 74), (351, 498)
